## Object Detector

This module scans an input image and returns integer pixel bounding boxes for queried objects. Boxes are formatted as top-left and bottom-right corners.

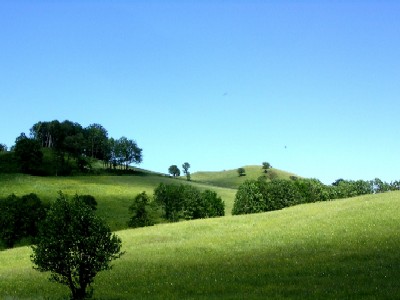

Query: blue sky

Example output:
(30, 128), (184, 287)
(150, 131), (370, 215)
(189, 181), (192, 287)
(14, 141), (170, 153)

(1, 1), (399, 184)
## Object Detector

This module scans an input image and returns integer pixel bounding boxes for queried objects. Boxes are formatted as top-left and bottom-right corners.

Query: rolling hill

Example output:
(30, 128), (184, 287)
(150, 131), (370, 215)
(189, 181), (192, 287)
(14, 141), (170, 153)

(190, 165), (299, 189)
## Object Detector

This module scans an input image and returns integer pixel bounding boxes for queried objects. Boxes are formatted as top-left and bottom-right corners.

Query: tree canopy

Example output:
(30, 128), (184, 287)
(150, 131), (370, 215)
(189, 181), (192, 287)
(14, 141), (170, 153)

(31, 192), (123, 300)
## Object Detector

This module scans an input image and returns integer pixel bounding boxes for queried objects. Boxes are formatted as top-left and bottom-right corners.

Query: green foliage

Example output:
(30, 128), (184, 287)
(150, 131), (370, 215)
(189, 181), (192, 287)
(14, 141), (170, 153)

(154, 183), (224, 222)
(233, 176), (397, 216)
(77, 194), (98, 211)
(0, 143), (7, 152)
(262, 179), (302, 211)
(293, 178), (330, 203)
(262, 161), (272, 173)
(232, 180), (265, 215)
(31, 192), (123, 300)
(13, 133), (43, 174)
(0, 193), (46, 248)
(128, 192), (155, 228)
(200, 190), (225, 218)
(237, 167), (246, 177)
(182, 162), (191, 181)
(168, 165), (180, 177)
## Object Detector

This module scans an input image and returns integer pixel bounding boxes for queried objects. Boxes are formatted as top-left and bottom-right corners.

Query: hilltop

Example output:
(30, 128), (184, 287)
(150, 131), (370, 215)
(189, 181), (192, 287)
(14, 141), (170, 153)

(190, 165), (298, 189)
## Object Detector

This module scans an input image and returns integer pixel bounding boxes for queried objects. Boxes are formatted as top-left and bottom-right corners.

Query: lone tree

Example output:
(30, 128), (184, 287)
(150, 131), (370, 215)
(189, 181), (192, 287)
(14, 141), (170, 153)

(237, 167), (246, 177)
(168, 165), (181, 178)
(182, 162), (191, 181)
(31, 192), (123, 300)
(262, 162), (272, 173)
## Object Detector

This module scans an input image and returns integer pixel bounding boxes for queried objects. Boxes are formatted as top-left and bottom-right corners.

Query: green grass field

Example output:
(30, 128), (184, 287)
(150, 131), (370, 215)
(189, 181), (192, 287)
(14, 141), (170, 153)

(1, 191), (399, 299)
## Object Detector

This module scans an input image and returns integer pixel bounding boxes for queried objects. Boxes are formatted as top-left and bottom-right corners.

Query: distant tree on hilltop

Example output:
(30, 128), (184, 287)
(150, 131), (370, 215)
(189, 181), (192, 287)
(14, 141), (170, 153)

(237, 167), (246, 177)
(169, 165), (181, 177)
(262, 162), (272, 173)
(182, 162), (191, 181)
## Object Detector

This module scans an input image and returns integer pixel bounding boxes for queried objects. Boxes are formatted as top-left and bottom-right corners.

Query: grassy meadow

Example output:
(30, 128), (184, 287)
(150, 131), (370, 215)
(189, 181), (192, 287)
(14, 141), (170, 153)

(1, 191), (399, 299)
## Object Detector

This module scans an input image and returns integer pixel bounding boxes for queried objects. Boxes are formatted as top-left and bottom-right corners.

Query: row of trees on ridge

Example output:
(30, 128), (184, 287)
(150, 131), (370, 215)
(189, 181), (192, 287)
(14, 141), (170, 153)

(3, 120), (142, 175)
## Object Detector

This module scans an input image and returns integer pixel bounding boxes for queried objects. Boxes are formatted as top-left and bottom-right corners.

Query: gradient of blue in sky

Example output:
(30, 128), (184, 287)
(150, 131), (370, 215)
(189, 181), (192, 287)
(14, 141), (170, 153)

(1, 1), (399, 184)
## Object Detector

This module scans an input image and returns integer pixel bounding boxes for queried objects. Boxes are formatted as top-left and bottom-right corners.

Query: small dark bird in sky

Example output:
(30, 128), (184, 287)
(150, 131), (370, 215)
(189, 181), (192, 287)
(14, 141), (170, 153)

(284, 145), (287, 149)
(222, 92), (228, 96)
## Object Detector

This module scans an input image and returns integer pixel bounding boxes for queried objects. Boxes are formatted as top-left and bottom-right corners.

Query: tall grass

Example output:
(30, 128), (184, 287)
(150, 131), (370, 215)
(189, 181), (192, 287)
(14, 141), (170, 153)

(1, 191), (399, 299)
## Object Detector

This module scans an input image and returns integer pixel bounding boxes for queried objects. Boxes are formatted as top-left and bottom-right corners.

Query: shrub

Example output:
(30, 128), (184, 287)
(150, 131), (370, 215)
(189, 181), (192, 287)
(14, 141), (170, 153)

(154, 183), (225, 221)
(128, 192), (155, 228)
(201, 190), (225, 218)
(232, 180), (265, 215)
(293, 178), (330, 203)
(78, 194), (97, 210)
(263, 179), (303, 211)
(0, 193), (46, 248)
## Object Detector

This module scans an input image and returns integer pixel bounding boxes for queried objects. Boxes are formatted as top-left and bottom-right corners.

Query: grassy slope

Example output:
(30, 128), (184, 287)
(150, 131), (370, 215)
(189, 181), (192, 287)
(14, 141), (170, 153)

(0, 173), (237, 230)
(1, 191), (399, 299)
(190, 165), (298, 189)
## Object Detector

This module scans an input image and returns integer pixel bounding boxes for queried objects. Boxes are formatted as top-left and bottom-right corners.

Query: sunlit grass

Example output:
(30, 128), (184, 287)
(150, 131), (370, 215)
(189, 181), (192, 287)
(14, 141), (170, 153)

(1, 191), (399, 299)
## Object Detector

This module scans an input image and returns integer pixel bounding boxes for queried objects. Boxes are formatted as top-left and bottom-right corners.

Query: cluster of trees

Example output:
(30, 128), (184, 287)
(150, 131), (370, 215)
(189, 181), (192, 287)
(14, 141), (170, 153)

(232, 176), (400, 215)
(128, 183), (225, 227)
(0, 193), (97, 249)
(0, 193), (46, 248)
(168, 162), (191, 180)
(5, 120), (142, 175)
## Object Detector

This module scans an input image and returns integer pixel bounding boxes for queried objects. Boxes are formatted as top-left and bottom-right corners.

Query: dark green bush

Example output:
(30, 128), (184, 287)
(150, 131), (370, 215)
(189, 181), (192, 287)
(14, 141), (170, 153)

(0, 193), (46, 248)
(128, 192), (155, 228)
(153, 183), (224, 221)
(78, 194), (97, 210)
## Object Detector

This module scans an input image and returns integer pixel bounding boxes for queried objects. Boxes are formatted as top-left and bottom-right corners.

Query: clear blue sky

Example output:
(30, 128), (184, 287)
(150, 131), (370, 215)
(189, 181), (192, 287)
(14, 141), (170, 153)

(1, 1), (399, 184)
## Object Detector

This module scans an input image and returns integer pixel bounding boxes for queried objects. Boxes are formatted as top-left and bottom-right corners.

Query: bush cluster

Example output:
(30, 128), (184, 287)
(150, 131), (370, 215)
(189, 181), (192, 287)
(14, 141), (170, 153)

(0, 193), (98, 249)
(0, 193), (47, 248)
(232, 177), (400, 215)
(153, 183), (225, 222)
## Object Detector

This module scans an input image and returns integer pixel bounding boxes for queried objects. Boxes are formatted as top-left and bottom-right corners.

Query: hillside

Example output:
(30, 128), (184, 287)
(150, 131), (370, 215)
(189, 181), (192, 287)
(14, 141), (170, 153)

(190, 165), (299, 189)
(1, 191), (399, 299)
(0, 173), (237, 231)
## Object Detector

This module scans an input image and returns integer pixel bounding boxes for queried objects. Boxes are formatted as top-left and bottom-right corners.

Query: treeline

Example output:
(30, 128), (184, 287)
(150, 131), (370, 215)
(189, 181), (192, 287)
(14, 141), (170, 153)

(4, 120), (142, 175)
(233, 177), (400, 215)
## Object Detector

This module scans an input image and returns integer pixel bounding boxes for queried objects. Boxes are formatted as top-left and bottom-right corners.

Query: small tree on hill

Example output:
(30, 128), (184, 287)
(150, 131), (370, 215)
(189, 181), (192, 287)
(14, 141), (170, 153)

(237, 167), (246, 177)
(31, 192), (123, 300)
(262, 162), (272, 173)
(182, 162), (191, 181)
(128, 192), (155, 228)
(0, 143), (7, 152)
(168, 165), (181, 177)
